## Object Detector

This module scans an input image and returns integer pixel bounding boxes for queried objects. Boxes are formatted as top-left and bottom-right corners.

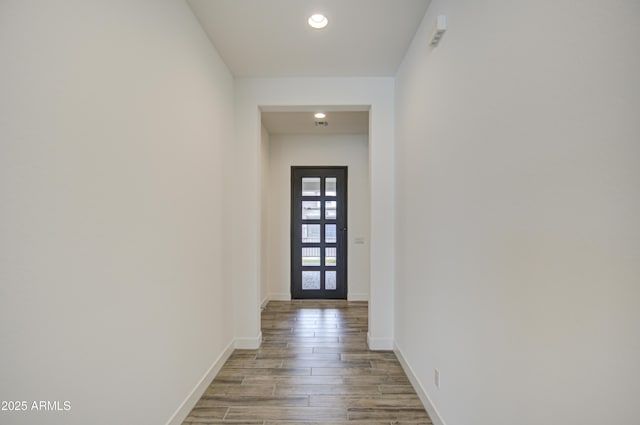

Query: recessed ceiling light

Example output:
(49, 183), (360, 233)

(314, 112), (326, 119)
(308, 14), (328, 29)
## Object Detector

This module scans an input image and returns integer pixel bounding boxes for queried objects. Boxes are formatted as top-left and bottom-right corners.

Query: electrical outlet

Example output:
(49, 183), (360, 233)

(434, 369), (440, 389)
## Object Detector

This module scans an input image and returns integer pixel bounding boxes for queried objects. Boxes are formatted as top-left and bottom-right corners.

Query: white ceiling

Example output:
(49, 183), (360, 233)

(187, 0), (432, 77)
(262, 111), (369, 135)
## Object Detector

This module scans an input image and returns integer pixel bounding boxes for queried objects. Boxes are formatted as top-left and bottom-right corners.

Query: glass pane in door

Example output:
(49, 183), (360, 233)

(325, 271), (336, 290)
(302, 271), (321, 290)
(325, 201), (337, 219)
(325, 224), (336, 243)
(325, 178), (337, 196)
(302, 224), (321, 243)
(302, 247), (321, 266)
(325, 247), (336, 266)
(302, 178), (321, 196)
(302, 201), (321, 220)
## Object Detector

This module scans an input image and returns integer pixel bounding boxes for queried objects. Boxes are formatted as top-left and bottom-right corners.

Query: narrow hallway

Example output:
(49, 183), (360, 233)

(182, 301), (431, 424)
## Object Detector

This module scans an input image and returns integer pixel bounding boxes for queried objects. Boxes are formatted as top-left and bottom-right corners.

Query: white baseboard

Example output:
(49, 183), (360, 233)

(269, 292), (291, 301)
(260, 296), (269, 309)
(394, 343), (446, 425)
(234, 331), (262, 349)
(165, 340), (234, 425)
(348, 292), (369, 301)
(367, 333), (394, 350)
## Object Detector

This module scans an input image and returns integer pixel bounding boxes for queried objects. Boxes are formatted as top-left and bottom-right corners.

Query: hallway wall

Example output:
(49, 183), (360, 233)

(260, 124), (271, 306)
(266, 133), (371, 301)
(0, 1), (235, 424)
(394, 1), (640, 424)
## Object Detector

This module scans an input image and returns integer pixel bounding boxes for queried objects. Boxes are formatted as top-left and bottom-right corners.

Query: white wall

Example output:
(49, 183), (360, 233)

(235, 78), (395, 349)
(260, 125), (270, 307)
(266, 133), (370, 301)
(394, 1), (640, 425)
(0, 1), (235, 424)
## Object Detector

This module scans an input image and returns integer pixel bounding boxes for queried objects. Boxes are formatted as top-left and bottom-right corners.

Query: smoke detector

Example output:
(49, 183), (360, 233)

(430, 15), (447, 46)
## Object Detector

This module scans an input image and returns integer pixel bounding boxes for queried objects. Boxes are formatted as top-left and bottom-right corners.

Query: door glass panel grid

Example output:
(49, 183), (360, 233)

(292, 167), (346, 299)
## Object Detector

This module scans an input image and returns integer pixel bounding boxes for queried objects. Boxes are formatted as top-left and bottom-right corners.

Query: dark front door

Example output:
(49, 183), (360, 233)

(291, 167), (347, 299)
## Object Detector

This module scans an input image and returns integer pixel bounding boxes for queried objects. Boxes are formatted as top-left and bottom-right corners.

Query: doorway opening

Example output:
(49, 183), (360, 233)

(259, 106), (370, 305)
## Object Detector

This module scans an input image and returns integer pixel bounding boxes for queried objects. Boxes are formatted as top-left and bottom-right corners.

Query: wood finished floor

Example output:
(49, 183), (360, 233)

(182, 300), (431, 425)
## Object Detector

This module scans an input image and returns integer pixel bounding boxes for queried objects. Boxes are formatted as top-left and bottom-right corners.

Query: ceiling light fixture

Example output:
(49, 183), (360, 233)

(314, 112), (326, 119)
(308, 14), (328, 29)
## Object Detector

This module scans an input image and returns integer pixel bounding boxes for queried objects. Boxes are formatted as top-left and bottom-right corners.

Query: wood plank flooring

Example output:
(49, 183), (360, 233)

(182, 300), (431, 425)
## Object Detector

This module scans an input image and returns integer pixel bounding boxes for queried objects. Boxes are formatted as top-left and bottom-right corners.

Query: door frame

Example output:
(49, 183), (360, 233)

(290, 166), (348, 299)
